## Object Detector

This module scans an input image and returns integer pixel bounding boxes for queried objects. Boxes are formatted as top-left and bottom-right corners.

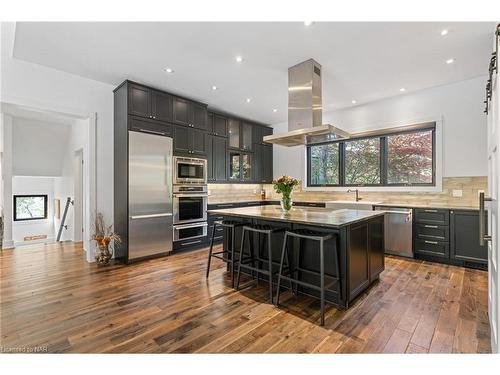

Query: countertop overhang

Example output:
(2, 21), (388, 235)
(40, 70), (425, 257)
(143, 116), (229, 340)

(208, 206), (385, 228)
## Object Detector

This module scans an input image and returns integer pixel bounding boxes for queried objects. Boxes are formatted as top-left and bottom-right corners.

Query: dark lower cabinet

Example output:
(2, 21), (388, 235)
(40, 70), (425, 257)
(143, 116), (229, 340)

(369, 216), (385, 282)
(450, 210), (488, 266)
(414, 239), (450, 259)
(413, 207), (487, 270)
(349, 223), (370, 298)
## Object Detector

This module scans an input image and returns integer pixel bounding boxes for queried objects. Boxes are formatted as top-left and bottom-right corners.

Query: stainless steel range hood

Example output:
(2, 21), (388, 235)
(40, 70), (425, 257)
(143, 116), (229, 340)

(263, 59), (349, 146)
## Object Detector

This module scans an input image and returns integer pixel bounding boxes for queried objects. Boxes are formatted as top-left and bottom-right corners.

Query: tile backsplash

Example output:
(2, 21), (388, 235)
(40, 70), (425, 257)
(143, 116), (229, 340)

(208, 176), (487, 208)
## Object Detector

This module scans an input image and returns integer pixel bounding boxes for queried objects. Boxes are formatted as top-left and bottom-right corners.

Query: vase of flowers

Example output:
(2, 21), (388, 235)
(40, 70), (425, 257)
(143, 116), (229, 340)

(272, 175), (299, 212)
(91, 213), (121, 266)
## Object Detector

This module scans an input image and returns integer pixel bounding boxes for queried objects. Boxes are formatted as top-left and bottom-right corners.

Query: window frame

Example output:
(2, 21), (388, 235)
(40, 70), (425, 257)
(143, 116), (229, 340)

(13, 194), (49, 221)
(307, 125), (436, 188)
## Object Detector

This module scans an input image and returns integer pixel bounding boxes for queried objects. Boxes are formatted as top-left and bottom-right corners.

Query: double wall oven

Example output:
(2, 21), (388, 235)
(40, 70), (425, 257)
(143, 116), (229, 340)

(172, 156), (208, 243)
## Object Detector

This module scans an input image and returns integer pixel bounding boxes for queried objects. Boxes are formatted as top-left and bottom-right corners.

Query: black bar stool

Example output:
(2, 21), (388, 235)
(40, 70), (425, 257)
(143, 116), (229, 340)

(235, 224), (285, 303)
(275, 229), (341, 326)
(206, 220), (247, 288)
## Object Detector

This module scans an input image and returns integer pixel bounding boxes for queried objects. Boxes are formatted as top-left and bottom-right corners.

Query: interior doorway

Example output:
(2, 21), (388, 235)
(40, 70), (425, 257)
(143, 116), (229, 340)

(1, 102), (96, 262)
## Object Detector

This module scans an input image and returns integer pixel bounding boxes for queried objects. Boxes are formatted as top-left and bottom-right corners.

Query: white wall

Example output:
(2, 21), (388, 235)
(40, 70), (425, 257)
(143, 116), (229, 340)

(1, 22), (115, 234)
(0, 114), (13, 248)
(12, 176), (55, 245)
(273, 76), (488, 185)
(12, 117), (71, 176)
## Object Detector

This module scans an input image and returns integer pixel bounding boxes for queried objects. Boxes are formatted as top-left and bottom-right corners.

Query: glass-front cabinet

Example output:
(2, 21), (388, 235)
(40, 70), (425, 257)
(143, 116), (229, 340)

(229, 151), (241, 180)
(228, 119), (240, 149)
(241, 122), (253, 151)
(229, 151), (252, 181)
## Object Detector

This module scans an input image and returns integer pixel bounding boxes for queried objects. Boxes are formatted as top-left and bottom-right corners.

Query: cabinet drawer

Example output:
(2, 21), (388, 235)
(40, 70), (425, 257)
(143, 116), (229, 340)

(129, 117), (172, 137)
(173, 237), (207, 250)
(414, 208), (449, 225)
(414, 224), (449, 241)
(414, 239), (449, 259)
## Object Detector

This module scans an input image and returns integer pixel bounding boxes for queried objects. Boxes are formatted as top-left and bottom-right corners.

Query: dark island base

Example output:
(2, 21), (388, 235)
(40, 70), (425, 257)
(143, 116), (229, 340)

(220, 215), (385, 308)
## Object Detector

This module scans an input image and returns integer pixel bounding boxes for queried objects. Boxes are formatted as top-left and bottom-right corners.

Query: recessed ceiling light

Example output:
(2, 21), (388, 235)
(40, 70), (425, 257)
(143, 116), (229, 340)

(351, 100), (357, 104)
(272, 109), (278, 113)
(235, 56), (244, 63)
(304, 21), (313, 26)
(441, 29), (448, 36)
(246, 98), (251, 103)
(211, 85), (218, 91)
(163, 67), (174, 73)
(446, 58), (455, 64)
(399, 88), (406, 92)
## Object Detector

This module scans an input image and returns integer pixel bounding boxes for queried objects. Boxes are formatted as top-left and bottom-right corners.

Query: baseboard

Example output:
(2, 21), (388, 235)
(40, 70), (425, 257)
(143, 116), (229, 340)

(2, 240), (14, 249)
(14, 237), (55, 247)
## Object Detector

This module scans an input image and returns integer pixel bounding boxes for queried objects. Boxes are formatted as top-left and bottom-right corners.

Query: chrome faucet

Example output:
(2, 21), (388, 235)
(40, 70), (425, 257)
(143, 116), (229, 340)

(347, 189), (362, 202)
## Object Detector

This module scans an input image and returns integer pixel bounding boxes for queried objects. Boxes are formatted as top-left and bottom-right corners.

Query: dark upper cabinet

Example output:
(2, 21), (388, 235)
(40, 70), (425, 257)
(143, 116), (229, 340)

(173, 125), (190, 154)
(151, 90), (172, 122)
(172, 96), (208, 130)
(253, 125), (273, 145)
(128, 84), (151, 118)
(241, 122), (253, 151)
(450, 210), (488, 264)
(213, 136), (228, 181)
(206, 134), (228, 182)
(228, 151), (252, 181)
(173, 125), (206, 156)
(191, 129), (207, 155)
(213, 114), (228, 137)
(128, 84), (173, 122)
(228, 118), (240, 149)
(191, 102), (208, 130)
(253, 143), (273, 183)
(172, 97), (191, 126)
(129, 116), (172, 137)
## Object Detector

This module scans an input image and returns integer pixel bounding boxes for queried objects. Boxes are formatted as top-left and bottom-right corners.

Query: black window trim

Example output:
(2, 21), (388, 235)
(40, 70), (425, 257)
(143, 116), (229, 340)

(13, 194), (49, 221)
(307, 124), (436, 188)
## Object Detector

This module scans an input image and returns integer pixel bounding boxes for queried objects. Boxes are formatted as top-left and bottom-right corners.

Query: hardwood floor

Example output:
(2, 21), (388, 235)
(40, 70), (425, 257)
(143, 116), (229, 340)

(0, 241), (491, 353)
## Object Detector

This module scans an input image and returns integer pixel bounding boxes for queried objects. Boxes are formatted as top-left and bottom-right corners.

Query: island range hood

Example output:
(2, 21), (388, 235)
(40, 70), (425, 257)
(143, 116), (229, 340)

(263, 59), (349, 146)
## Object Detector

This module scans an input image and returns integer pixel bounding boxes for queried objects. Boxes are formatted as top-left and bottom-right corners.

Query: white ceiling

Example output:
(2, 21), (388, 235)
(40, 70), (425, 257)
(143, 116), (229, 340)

(12, 22), (496, 124)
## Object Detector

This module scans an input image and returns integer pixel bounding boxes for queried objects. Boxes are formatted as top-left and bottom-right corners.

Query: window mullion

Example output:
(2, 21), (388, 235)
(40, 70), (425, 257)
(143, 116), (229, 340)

(339, 141), (345, 186)
(381, 136), (387, 186)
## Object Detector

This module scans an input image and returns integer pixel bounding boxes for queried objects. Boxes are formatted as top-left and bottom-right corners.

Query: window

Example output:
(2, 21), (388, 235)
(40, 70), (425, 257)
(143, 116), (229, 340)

(13, 195), (48, 221)
(344, 138), (381, 185)
(309, 143), (340, 185)
(387, 130), (433, 184)
(307, 124), (435, 187)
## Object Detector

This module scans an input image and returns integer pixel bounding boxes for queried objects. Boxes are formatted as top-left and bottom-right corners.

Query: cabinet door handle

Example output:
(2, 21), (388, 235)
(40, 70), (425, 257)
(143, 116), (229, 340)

(424, 209), (438, 213)
(424, 225), (438, 229)
(424, 240), (439, 245)
(137, 128), (166, 136)
(479, 192), (492, 246)
(181, 240), (202, 246)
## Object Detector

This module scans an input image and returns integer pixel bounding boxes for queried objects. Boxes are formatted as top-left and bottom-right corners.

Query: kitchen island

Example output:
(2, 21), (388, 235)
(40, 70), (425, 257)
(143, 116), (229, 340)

(208, 206), (385, 308)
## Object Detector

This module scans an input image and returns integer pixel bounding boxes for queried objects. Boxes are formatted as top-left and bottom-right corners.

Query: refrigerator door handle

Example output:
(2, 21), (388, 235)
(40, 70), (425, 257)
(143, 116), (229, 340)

(130, 213), (173, 220)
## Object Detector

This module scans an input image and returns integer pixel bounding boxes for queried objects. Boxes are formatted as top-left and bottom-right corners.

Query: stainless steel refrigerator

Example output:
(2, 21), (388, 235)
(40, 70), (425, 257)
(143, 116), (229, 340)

(128, 130), (173, 260)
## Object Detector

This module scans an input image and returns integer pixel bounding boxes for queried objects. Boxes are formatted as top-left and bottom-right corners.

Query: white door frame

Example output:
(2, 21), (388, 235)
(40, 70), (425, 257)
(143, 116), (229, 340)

(73, 149), (84, 243)
(486, 28), (500, 354)
(0, 99), (97, 263)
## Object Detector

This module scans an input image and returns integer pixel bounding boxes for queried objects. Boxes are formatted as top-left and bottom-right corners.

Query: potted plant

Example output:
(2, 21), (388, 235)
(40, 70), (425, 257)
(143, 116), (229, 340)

(91, 213), (121, 266)
(272, 175), (299, 212)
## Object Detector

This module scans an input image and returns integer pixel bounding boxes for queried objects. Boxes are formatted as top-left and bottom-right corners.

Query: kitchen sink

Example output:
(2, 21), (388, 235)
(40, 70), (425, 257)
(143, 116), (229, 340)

(325, 200), (382, 210)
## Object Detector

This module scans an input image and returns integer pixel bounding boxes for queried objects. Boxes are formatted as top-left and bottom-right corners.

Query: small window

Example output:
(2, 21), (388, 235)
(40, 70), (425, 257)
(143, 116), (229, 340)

(13, 195), (48, 221)
(344, 138), (381, 185)
(308, 143), (340, 185)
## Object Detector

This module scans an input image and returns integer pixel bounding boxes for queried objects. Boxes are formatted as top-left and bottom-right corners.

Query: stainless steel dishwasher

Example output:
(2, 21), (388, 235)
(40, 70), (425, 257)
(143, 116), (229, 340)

(375, 206), (413, 258)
